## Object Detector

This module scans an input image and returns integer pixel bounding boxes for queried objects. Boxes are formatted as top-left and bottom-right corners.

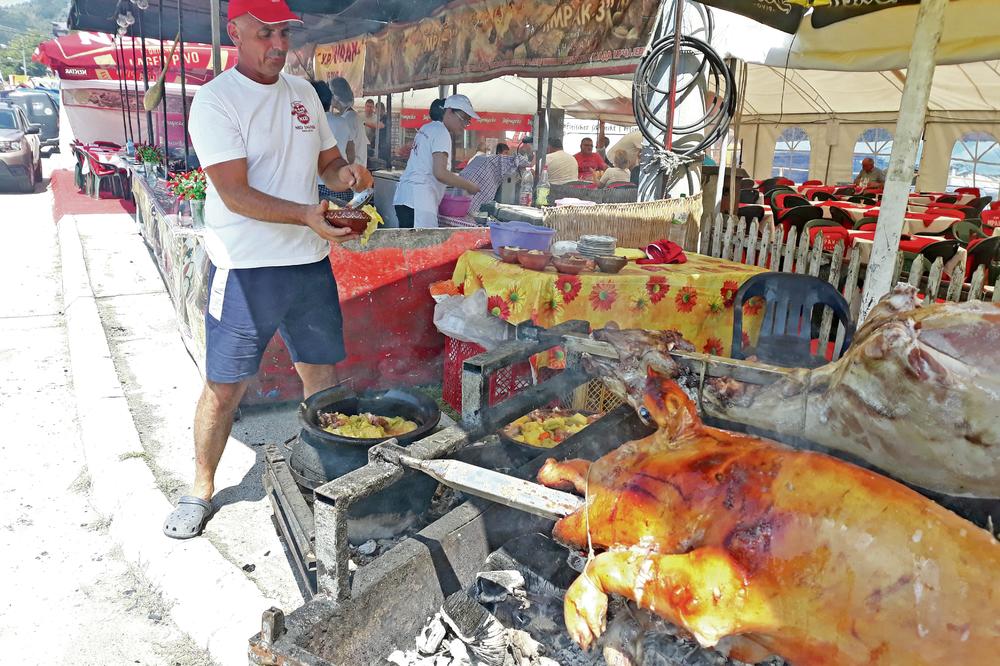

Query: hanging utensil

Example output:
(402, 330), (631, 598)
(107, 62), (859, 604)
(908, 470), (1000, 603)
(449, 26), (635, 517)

(345, 187), (375, 209)
(143, 31), (182, 112)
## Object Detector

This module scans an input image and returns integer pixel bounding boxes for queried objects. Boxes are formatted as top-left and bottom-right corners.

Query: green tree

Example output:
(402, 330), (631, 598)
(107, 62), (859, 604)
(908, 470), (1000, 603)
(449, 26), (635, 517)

(0, 31), (48, 78)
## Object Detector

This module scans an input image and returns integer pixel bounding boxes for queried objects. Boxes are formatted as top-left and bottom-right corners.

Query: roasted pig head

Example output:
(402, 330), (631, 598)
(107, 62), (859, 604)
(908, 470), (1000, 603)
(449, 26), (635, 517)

(537, 366), (1000, 664)
(584, 328), (695, 426)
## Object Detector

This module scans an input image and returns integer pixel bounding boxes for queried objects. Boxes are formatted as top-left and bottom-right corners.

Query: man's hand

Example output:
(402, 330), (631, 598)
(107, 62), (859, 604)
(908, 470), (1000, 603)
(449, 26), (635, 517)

(303, 200), (359, 244)
(338, 164), (374, 192)
(464, 181), (481, 195)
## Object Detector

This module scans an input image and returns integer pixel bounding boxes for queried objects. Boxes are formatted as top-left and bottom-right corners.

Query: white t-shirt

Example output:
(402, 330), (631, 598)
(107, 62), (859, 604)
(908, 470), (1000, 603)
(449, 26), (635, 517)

(393, 121), (452, 227)
(188, 69), (336, 269)
(325, 108), (367, 170)
(609, 130), (643, 166)
(546, 150), (580, 185)
(600, 167), (631, 185)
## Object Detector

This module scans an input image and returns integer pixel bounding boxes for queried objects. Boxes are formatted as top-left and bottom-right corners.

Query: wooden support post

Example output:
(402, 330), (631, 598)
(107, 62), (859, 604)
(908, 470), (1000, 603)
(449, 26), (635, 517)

(859, 0), (948, 321)
(210, 0), (222, 76)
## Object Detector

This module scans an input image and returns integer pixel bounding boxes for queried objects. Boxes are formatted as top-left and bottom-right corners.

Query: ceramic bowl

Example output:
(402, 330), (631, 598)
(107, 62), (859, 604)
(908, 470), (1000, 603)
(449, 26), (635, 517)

(595, 255), (628, 274)
(517, 249), (552, 271)
(324, 207), (370, 234)
(551, 255), (589, 275)
(498, 246), (522, 263)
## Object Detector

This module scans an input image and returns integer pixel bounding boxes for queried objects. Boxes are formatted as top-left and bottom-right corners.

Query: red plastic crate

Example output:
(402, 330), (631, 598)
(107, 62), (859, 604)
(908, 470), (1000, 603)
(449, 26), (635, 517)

(442, 336), (533, 413)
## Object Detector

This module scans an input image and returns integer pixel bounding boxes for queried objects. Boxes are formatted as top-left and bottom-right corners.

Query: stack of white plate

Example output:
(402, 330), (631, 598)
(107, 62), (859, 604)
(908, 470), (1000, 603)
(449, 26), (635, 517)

(577, 235), (617, 258)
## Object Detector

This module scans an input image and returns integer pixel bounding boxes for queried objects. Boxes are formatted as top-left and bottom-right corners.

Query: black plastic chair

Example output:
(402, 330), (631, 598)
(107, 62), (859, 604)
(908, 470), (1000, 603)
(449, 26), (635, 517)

(739, 178), (756, 191)
(777, 206), (825, 234)
(738, 204), (766, 222)
(732, 272), (855, 368)
(965, 196), (993, 216)
(776, 194), (811, 209)
(827, 206), (856, 228)
(812, 191), (836, 202)
(853, 216), (879, 230)
(760, 177), (792, 193)
(968, 236), (1000, 283)
(951, 221), (988, 246)
(847, 195), (877, 206)
(834, 186), (856, 196)
(739, 188), (760, 204)
(763, 186), (796, 204)
(936, 195), (958, 204)
(920, 239), (960, 264)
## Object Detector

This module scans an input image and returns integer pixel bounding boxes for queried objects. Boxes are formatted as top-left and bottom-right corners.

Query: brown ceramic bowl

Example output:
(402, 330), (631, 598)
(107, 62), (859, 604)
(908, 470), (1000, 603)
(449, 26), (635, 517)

(324, 207), (371, 235)
(498, 246), (522, 263)
(551, 255), (588, 275)
(517, 249), (552, 271)
(595, 255), (628, 274)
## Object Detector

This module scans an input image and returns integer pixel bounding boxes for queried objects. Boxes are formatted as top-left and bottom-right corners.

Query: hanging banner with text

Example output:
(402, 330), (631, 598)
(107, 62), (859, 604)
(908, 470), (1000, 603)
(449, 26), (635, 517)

(314, 38), (367, 95)
(400, 108), (533, 133)
(363, 0), (659, 94)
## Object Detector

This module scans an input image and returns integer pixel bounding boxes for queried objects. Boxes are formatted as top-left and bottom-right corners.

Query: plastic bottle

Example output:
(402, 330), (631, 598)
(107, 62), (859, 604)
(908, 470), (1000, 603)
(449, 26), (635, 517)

(125, 138), (135, 157)
(519, 168), (534, 207)
(536, 167), (550, 207)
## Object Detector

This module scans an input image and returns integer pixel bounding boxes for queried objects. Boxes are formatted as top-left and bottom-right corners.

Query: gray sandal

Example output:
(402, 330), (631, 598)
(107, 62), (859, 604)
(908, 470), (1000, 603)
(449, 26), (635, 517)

(163, 496), (213, 539)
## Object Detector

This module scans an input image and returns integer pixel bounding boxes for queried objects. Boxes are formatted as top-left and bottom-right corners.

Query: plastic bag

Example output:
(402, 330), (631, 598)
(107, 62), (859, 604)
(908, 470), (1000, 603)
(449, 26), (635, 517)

(433, 289), (510, 350)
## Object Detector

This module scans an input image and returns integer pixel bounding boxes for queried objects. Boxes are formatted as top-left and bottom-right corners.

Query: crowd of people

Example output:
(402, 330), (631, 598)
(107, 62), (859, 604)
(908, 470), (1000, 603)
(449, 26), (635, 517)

(543, 134), (635, 187)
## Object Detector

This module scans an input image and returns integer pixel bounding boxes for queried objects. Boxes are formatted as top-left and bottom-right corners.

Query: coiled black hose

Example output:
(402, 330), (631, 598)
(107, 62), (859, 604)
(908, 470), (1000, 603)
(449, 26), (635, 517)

(632, 33), (735, 156)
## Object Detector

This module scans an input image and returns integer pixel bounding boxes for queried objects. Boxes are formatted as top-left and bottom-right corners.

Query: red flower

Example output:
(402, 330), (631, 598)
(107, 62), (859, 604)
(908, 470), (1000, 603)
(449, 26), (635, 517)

(555, 275), (582, 303)
(487, 294), (510, 320)
(703, 337), (725, 356)
(675, 286), (698, 312)
(720, 280), (739, 308)
(646, 276), (670, 304)
(743, 296), (765, 316)
(589, 282), (618, 311)
(741, 331), (751, 350)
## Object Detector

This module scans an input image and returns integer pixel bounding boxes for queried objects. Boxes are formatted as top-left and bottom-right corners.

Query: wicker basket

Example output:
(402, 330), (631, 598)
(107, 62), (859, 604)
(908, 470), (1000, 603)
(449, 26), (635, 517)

(541, 195), (703, 250)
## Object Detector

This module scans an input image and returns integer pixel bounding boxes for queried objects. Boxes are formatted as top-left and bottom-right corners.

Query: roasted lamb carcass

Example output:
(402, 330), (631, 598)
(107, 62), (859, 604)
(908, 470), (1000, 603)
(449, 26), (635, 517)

(538, 354), (1000, 665)
(700, 283), (1000, 498)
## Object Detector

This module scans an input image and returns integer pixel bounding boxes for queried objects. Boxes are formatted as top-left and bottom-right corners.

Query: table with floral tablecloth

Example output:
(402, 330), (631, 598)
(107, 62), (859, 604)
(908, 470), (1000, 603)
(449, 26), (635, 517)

(451, 250), (766, 361)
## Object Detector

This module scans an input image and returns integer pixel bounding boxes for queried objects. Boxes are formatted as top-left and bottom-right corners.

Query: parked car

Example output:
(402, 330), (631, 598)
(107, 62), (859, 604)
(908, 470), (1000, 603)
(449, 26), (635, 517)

(0, 103), (42, 192)
(0, 90), (59, 153)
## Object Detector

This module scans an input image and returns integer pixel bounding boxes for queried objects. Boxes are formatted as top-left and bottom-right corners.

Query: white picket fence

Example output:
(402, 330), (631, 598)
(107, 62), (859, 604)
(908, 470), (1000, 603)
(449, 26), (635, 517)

(699, 214), (997, 357)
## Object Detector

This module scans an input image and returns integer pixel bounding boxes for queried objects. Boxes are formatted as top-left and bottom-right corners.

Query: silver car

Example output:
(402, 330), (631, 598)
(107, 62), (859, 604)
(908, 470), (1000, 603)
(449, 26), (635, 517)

(0, 103), (41, 192)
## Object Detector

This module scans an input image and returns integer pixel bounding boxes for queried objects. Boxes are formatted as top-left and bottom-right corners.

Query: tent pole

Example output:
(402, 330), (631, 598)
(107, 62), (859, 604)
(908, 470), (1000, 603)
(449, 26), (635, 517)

(533, 78), (543, 177)
(664, 0), (684, 151)
(114, 37), (129, 144)
(536, 77), (554, 204)
(727, 59), (747, 219)
(386, 93), (393, 167)
(859, 0), (948, 322)
(130, 31), (142, 143)
(210, 0), (222, 76)
(158, 0), (168, 173)
(118, 37), (134, 143)
(178, 0), (190, 171)
(138, 10), (154, 145)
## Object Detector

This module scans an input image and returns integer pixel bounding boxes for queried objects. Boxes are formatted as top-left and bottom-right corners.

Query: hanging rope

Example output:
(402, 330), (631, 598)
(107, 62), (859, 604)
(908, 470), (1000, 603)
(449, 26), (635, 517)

(158, 0), (169, 177)
(138, 8), (154, 144)
(177, 0), (189, 171)
(114, 35), (129, 144)
(117, 35), (135, 142)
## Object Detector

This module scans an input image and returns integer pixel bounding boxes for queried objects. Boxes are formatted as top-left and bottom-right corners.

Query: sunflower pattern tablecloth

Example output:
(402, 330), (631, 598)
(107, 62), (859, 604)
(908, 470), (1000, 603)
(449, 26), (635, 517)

(451, 250), (765, 363)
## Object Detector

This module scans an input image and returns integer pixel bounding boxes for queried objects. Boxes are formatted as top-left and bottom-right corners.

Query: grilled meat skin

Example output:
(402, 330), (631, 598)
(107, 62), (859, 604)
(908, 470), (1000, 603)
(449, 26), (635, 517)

(538, 364), (1000, 664)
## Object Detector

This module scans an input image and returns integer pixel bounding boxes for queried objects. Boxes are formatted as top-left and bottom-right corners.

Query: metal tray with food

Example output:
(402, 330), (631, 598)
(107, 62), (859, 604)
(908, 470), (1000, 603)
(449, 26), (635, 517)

(499, 408), (603, 451)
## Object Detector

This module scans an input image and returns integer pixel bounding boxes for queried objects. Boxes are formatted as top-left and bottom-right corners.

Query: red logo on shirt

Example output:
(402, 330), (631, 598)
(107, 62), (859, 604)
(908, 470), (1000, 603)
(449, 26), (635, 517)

(290, 101), (311, 125)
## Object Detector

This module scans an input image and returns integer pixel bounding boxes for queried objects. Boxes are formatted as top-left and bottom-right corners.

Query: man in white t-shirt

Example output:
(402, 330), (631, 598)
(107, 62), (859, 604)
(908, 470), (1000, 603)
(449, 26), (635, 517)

(162, 0), (373, 540)
(544, 137), (580, 185)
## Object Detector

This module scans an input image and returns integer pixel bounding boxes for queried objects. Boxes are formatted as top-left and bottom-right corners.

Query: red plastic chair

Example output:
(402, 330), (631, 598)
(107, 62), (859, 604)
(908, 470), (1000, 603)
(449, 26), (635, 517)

(955, 187), (981, 197)
(775, 177), (795, 187)
(802, 179), (822, 186)
(982, 209), (1000, 228)
(83, 149), (125, 199)
(93, 140), (122, 150)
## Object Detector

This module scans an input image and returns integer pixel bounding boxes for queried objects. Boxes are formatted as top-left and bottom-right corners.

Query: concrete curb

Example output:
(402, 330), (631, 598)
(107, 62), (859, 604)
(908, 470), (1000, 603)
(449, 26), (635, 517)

(59, 214), (276, 666)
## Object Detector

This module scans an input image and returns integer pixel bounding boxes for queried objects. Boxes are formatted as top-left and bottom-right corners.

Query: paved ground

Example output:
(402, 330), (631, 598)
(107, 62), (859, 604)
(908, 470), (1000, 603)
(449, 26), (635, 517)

(0, 150), (217, 665)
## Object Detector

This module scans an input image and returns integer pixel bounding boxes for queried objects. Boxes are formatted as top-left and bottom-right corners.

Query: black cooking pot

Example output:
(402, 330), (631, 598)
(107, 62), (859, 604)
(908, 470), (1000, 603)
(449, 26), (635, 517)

(289, 387), (441, 543)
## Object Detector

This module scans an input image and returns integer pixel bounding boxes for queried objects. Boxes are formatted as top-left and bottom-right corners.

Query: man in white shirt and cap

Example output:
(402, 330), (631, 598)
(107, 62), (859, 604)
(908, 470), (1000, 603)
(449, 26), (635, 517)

(162, 0), (373, 539)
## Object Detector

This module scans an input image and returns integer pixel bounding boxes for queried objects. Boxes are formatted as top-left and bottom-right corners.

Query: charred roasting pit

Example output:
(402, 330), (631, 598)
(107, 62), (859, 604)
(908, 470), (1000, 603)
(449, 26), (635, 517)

(387, 534), (784, 666)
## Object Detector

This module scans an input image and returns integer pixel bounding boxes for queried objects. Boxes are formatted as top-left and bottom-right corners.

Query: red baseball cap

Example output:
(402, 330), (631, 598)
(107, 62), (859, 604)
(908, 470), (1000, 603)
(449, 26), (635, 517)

(227, 0), (303, 24)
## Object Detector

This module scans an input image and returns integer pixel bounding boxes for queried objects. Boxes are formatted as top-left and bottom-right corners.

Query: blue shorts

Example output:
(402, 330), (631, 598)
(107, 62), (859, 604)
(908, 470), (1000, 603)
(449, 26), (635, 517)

(205, 257), (346, 383)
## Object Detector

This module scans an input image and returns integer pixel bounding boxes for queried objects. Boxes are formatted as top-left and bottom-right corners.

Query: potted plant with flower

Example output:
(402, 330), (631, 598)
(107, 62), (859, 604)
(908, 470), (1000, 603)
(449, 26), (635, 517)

(168, 168), (208, 228)
(134, 143), (164, 182)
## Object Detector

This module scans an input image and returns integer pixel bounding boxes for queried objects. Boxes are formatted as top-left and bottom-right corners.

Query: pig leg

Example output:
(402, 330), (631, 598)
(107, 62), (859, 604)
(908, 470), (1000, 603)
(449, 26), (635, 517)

(538, 457), (592, 495)
(564, 547), (772, 652)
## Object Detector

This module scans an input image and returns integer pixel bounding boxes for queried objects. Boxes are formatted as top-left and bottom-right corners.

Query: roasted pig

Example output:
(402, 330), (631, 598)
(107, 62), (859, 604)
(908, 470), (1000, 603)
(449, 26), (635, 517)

(538, 354), (1000, 664)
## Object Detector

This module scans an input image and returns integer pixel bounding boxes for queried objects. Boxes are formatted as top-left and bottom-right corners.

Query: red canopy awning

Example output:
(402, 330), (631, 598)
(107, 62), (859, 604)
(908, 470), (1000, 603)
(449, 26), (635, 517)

(34, 32), (237, 86)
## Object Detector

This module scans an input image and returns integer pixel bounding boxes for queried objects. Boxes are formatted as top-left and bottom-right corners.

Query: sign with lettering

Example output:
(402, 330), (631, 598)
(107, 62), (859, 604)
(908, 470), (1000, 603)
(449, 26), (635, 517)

(314, 38), (366, 95)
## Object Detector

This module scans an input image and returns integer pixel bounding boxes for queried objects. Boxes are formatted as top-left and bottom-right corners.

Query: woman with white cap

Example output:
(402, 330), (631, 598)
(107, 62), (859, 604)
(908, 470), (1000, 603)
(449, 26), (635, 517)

(393, 94), (481, 228)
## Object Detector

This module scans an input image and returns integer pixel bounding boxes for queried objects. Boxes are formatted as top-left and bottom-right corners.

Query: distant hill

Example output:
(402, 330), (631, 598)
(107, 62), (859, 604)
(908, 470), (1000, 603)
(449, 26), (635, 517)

(0, 0), (69, 35)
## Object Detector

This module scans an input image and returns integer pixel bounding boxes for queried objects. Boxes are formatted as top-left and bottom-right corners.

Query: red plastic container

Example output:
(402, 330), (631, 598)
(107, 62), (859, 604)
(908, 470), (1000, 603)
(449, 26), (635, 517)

(439, 194), (473, 217)
(441, 336), (533, 412)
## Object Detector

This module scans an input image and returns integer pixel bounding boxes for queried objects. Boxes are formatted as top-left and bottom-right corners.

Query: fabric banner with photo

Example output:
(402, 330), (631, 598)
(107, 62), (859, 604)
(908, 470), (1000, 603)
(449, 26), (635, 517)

(363, 0), (659, 94)
(314, 38), (366, 94)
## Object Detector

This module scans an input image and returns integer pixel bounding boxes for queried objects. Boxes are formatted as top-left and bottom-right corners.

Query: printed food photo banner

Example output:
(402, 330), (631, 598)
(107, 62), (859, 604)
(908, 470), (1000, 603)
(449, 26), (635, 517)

(361, 0), (660, 95)
(314, 38), (367, 95)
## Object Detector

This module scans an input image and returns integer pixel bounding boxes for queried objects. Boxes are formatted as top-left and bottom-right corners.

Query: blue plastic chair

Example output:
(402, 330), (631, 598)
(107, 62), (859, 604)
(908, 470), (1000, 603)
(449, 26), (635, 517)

(732, 272), (855, 368)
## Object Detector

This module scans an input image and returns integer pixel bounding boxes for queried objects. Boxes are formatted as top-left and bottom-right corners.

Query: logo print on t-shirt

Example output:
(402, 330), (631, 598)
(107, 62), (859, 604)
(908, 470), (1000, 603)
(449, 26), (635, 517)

(290, 101), (311, 125)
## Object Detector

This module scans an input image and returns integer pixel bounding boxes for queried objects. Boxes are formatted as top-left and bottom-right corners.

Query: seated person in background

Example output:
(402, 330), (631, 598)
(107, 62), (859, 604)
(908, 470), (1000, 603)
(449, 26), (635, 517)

(600, 150), (632, 186)
(545, 137), (580, 185)
(596, 135), (612, 167)
(854, 158), (885, 188)
(495, 143), (510, 156)
(575, 137), (607, 181)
